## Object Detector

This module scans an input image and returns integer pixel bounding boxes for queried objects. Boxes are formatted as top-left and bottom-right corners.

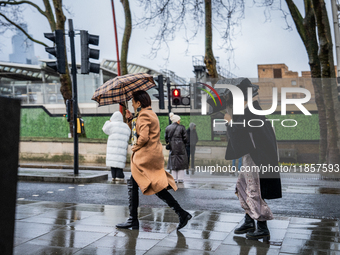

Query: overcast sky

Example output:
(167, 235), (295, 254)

(0, 0), (335, 80)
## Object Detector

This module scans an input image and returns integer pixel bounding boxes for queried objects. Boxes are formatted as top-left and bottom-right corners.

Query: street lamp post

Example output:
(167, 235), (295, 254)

(111, 0), (123, 114)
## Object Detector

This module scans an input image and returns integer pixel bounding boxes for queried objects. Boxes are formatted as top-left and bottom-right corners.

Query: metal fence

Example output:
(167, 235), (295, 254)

(0, 83), (63, 104)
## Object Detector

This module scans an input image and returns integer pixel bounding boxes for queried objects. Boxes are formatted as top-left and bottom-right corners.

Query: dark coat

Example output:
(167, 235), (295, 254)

(186, 128), (198, 147)
(165, 123), (188, 170)
(225, 100), (282, 199)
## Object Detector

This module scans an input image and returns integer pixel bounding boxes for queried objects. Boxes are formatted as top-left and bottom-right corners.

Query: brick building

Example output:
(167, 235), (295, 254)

(254, 64), (317, 112)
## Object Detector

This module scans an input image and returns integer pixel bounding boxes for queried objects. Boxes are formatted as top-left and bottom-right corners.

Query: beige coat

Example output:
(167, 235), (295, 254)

(130, 107), (177, 195)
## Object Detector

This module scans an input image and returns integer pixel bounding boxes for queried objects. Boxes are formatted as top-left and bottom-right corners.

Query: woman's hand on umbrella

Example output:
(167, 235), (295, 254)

(126, 109), (132, 120)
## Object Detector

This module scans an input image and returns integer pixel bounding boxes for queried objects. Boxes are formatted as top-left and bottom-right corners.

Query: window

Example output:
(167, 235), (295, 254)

(291, 80), (297, 86)
(273, 69), (282, 78)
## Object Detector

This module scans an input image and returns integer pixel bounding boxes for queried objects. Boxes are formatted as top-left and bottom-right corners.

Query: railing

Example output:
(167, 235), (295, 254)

(0, 83), (63, 104)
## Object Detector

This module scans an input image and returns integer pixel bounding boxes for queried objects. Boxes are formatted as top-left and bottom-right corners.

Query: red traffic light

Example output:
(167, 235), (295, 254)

(172, 88), (180, 97)
(171, 89), (181, 105)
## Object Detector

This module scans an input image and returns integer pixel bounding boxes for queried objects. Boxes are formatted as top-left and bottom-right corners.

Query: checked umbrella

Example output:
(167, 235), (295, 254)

(91, 73), (156, 107)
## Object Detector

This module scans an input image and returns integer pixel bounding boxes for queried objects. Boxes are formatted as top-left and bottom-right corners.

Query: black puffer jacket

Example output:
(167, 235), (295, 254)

(165, 123), (188, 170)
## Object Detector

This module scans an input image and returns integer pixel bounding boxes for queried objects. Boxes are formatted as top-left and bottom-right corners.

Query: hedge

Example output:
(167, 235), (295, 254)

(20, 108), (320, 141)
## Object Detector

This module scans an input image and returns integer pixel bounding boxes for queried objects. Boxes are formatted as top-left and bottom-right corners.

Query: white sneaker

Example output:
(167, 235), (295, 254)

(115, 178), (125, 184)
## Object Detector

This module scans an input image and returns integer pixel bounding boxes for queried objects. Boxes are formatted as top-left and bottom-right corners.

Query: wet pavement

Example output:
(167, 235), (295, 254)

(14, 163), (340, 254)
(14, 200), (340, 255)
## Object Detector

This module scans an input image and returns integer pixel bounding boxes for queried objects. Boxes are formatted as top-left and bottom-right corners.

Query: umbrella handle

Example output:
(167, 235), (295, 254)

(124, 93), (128, 110)
(122, 90), (129, 124)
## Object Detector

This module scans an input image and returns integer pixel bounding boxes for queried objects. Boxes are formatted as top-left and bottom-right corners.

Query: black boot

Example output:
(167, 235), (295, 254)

(156, 189), (192, 230)
(116, 177), (139, 229)
(246, 221), (270, 241)
(115, 168), (125, 183)
(234, 214), (255, 234)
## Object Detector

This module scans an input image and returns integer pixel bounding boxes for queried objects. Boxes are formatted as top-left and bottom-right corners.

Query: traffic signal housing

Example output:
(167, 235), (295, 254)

(153, 75), (165, 109)
(44, 30), (66, 74)
(181, 96), (190, 106)
(65, 99), (71, 122)
(77, 118), (85, 134)
(171, 88), (191, 106)
(194, 85), (202, 109)
(80, 30), (100, 74)
(172, 88), (181, 105)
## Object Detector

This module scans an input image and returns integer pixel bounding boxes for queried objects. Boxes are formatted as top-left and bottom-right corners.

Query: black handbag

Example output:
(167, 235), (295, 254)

(166, 125), (179, 150)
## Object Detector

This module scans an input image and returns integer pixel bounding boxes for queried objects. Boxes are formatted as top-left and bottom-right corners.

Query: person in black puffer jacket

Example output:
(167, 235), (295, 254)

(165, 112), (188, 183)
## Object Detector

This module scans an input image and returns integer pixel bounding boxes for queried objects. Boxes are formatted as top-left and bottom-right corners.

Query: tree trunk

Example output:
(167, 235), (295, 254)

(303, 1), (327, 163)
(204, 0), (218, 78)
(285, 0), (327, 162)
(52, 0), (83, 137)
(312, 0), (339, 164)
(120, 0), (132, 76)
(120, 0), (132, 122)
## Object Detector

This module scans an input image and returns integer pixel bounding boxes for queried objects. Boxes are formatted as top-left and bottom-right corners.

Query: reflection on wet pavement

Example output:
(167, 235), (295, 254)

(169, 172), (340, 195)
(14, 201), (340, 254)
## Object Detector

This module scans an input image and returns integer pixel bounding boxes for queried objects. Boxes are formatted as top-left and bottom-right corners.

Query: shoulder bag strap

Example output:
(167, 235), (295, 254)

(169, 125), (179, 142)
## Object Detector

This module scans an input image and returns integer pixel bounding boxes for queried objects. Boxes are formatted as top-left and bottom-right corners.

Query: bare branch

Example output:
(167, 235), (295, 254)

(0, 0), (47, 18)
(0, 12), (48, 47)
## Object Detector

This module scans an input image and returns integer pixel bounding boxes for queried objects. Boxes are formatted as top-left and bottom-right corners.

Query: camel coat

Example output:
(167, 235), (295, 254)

(130, 107), (177, 195)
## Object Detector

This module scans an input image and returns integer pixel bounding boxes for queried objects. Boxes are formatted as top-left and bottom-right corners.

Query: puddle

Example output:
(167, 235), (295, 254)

(317, 187), (340, 194)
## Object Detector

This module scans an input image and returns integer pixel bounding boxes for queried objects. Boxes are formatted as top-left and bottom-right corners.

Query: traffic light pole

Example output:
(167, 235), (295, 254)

(68, 19), (79, 175)
(167, 78), (172, 125)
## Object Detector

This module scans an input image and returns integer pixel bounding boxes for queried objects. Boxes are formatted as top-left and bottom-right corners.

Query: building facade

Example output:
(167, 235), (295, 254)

(255, 63), (317, 112)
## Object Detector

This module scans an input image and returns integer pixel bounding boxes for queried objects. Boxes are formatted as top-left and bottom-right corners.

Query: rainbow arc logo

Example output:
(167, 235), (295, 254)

(198, 82), (223, 106)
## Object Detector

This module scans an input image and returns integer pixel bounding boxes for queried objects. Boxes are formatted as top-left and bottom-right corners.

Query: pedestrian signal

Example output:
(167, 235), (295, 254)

(77, 118), (85, 134)
(172, 89), (181, 105)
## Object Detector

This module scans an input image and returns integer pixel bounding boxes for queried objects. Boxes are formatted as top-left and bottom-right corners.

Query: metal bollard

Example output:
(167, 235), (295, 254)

(0, 96), (21, 255)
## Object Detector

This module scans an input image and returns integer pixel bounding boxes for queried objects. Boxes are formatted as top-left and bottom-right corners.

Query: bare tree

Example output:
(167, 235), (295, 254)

(136, 0), (339, 163)
(0, 0), (79, 136)
(257, 0), (339, 164)
(135, 0), (244, 78)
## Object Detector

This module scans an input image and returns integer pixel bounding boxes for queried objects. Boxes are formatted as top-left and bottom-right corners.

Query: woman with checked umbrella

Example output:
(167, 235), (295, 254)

(92, 74), (192, 230)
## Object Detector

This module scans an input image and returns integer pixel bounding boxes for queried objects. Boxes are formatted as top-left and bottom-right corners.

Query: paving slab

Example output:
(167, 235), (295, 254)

(13, 201), (340, 254)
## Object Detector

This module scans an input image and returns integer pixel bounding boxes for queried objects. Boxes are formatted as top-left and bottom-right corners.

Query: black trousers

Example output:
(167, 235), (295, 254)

(111, 167), (124, 178)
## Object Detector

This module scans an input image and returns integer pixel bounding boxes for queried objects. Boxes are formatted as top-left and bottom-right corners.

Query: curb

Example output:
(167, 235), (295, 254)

(18, 174), (109, 183)
(19, 164), (132, 172)
(19, 164), (108, 171)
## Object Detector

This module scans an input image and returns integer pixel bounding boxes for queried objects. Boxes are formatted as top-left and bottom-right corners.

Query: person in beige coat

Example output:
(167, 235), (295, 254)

(116, 90), (192, 230)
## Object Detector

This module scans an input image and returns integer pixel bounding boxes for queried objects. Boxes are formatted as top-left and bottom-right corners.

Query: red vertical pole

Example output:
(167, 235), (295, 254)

(111, 0), (123, 113)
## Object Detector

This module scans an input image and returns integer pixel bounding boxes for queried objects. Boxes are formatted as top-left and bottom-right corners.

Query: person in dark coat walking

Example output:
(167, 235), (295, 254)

(224, 78), (282, 241)
(166, 112), (188, 183)
(186, 123), (198, 170)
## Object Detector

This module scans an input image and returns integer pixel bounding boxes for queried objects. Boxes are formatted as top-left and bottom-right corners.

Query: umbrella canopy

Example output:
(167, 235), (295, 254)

(91, 73), (156, 107)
